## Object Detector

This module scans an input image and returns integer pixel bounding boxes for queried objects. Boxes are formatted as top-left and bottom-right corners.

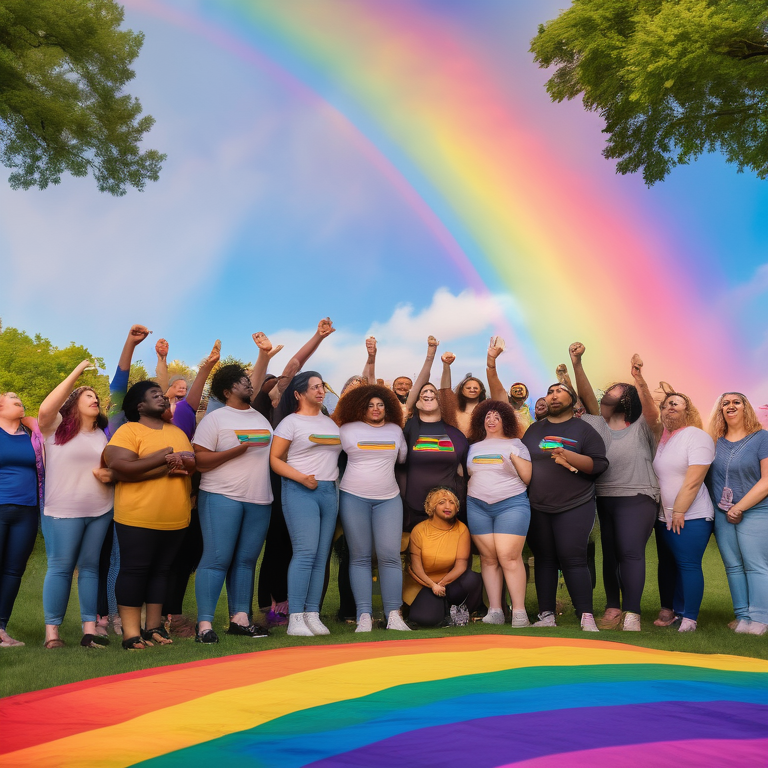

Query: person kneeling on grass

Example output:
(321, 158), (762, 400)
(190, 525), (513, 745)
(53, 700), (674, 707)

(403, 488), (483, 627)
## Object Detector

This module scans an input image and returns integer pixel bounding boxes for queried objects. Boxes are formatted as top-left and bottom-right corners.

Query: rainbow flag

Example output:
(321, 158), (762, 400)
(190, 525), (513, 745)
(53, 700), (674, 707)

(309, 434), (341, 445)
(234, 429), (271, 445)
(357, 441), (396, 450)
(539, 436), (579, 451)
(2, 636), (766, 767)
(414, 435), (455, 452)
(472, 454), (504, 464)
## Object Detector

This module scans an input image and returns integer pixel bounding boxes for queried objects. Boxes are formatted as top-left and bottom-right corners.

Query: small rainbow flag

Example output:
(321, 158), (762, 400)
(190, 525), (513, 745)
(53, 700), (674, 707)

(234, 429), (271, 445)
(472, 454), (504, 464)
(414, 435), (455, 452)
(309, 434), (341, 445)
(357, 441), (396, 451)
(540, 436), (579, 451)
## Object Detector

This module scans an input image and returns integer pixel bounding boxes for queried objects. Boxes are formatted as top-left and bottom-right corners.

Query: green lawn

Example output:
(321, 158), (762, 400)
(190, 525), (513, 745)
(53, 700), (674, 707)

(2, 532), (765, 699)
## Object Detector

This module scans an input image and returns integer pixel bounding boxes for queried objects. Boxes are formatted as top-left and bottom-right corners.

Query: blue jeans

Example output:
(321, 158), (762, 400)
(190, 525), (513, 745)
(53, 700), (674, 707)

(41, 510), (113, 625)
(655, 518), (713, 621)
(195, 490), (271, 622)
(282, 479), (338, 614)
(0, 503), (38, 630)
(715, 507), (768, 624)
(339, 491), (403, 619)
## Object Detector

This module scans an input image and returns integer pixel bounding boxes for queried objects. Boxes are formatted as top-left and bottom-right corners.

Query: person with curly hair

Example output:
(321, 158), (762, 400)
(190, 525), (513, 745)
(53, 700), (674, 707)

(404, 488), (483, 626)
(568, 343), (661, 632)
(104, 381), (195, 650)
(191, 364), (274, 643)
(334, 385), (409, 632)
(37, 360), (114, 650)
(707, 393), (768, 635)
(271, 371), (342, 637)
(521, 382), (609, 631)
(652, 392), (715, 632)
(466, 400), (532, 627)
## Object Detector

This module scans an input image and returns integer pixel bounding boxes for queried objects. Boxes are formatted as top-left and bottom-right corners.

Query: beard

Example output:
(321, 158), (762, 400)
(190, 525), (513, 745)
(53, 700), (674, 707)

(547, 400), (571, 417)
(661, 411), (685, 432)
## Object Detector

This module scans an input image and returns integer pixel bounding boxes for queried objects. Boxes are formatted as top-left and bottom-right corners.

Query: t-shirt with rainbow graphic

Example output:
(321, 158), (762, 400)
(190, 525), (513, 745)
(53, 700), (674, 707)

(274, 412), (342, 482)
(339, 421), (407, 499)
(467, 437), (531, 504)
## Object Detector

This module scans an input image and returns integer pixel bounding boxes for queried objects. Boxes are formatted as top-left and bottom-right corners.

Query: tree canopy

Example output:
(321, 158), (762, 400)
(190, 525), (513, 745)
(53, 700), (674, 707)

(530, 0), (768, 184)
(0, 0), (164, 195)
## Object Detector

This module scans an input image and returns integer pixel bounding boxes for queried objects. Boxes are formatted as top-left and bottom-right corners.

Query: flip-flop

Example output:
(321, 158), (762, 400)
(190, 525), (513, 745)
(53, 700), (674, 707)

(80, 634), (109, 649)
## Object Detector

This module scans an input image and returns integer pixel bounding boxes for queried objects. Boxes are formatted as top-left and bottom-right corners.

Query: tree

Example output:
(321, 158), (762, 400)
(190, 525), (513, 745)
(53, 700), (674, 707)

(0, 0), (165, 195)
(530, 0), (768, 184)
(0, 321), (109, 416)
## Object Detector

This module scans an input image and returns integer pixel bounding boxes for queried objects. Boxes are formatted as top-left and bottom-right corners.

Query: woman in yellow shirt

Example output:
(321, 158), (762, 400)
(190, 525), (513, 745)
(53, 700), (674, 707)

(105, 381), (195, 650)
(405, 488), (483, 626)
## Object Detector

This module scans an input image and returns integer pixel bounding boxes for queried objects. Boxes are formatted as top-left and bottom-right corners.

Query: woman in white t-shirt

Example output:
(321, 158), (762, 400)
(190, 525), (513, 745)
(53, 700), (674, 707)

(334, 385), (409, 632)
(466, 400), (532, 628)
(652, 392), (715, 632)
(37, 360), (114, 649)
(192, 364), (273, 644)
(271, 371), (342, 637)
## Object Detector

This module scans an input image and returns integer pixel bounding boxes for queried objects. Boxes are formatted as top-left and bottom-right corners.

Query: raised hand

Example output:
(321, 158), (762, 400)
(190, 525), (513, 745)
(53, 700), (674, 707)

(427, 335), (439, 349)
(488, 336), (505, 360)
(441, 352), (455, 365)
(155, 338), (169, 359)
(630, 353), (644, 380)
(204, 339), (221, 367)
(128, 324), (150, 347)
(555, 363), (568, 384)
(365, 336), (377, 357)
(569, 342), (585, 364)
(317, 318), (336, 338)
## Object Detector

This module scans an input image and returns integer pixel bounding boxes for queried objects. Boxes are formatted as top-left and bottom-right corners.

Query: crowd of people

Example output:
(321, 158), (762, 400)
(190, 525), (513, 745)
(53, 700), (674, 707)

(0, 320), (766, 651)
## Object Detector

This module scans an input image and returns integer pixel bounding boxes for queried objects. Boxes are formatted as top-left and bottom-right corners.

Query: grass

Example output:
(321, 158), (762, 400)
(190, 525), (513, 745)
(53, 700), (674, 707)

(2, 531), (765, 699)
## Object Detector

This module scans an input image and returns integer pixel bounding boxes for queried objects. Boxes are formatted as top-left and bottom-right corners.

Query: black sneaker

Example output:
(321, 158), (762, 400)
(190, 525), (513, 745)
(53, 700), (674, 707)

(226, 622), (269, 638)
(195, 626), (219, 644)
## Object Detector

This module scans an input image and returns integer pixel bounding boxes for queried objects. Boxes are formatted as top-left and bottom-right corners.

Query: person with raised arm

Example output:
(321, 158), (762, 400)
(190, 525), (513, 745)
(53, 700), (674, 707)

(270, 372), (342, 637)
(37, 360), (114, 649)
(334, 385), (410, 632)
(0, 392), (44, 648)
(521, 382), (609, 631)
(363, 336), (377, 385)
(466, 400), (532, 627)
(192, 365), (274, 643)
(154, 338), (188, 418)
(104, 382), (195, 650)
(707, 393), (768, 635)
(567, 343), (661, 632)
(485, 336), (533, 431)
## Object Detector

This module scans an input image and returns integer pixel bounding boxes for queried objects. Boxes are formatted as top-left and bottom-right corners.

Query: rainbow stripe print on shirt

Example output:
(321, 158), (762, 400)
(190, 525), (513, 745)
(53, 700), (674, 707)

(234, 429), (271, 445)
(357, 441), (396, 451)
(413, 435), (455, 452)
(309, 434), (341, 446)
(539, 435), (579, 451)
(472, 454), (504, 464)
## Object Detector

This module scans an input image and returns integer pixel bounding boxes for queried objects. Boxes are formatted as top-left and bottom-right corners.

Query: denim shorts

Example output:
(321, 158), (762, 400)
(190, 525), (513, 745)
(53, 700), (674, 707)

(467, 493), (531, 536)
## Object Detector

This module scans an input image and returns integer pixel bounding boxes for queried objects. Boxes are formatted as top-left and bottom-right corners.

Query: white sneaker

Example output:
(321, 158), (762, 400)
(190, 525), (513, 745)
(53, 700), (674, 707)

(304, 612), (330, 635)
(678, 618), (697, 632)
(355, 613), (373, 633)
(386, 610), (411, 631)
(482, 609), (505, 625)
(580, 613), (599, 632)
(747, 621), (767, 636)
(511, 610), (530, 628)
(287, 613), (314, 637)
(734, 619), (752, 634)
(532, 612), (556, 627)
(622, 612), (641, 632)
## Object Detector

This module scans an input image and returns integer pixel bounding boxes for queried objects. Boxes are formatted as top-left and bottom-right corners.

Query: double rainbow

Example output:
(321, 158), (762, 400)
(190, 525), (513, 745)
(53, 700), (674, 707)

(2, 636), (766, 767)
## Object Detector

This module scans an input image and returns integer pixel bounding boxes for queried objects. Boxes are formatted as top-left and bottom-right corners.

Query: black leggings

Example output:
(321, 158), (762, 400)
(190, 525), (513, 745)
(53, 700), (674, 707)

(162, 506), (203, 615)
(527, 501), (596, 618)
(597, 494), (657, 614)
(257, 472), (292, 608)
(114, 523), (186, 608)
(408, 568), (484, 626)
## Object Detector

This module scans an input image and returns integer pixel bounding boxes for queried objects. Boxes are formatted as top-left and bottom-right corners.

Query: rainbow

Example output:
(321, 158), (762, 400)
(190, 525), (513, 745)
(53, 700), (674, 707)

(413, 435), (455, 452)
(472, 454), (504, 464)
(309, 434), (342, 445)
(357, 441), (397, 450)
(122, 0), (758, 407)
(234, 429), (271, 445)
(2, 636), (766, 767)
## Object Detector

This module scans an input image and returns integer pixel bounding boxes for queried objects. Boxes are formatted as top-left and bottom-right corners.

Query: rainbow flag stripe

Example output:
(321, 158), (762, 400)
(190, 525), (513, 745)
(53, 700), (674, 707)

(472, 454), (504, 464)
(357, 441), (396, 450)
(414, 435), (455, 452)
(2, 636), (766, 767)
(234, 429), (271, 445)
(309, 434), (341, 445)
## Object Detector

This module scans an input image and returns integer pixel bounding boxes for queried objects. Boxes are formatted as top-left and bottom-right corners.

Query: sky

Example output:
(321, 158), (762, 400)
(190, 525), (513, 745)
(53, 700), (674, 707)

(0, 0), (766, 410)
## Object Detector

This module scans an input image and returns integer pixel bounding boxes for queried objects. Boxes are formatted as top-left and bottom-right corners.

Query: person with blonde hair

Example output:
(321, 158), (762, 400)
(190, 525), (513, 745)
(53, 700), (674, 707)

(707, 392), (768, 635)
(404, 488), (483, 626)
(652, 392), (714, 632)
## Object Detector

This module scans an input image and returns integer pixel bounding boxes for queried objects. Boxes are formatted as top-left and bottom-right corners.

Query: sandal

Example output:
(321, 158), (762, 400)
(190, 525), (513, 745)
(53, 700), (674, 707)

(142, 626), (173, 644)
(653, 609), (679, 627)
(44, 638), (66, 649)
(121, 636), (152, 651)
(80, 633), (109, 649)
